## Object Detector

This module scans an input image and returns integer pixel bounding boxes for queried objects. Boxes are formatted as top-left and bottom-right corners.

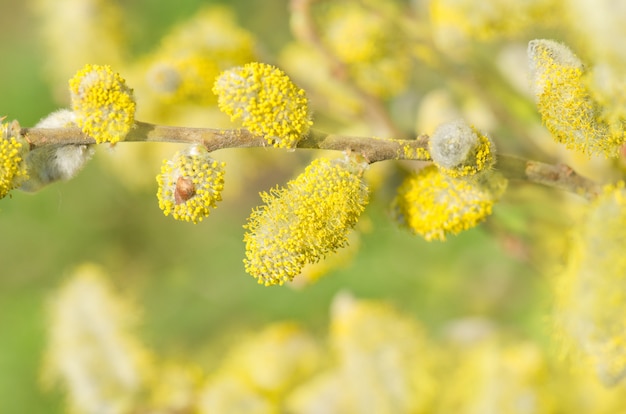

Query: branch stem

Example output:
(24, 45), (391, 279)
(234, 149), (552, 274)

(497, 155), (602, 200)
(20, 121), (431, 164)
(19, 122), (602, 199)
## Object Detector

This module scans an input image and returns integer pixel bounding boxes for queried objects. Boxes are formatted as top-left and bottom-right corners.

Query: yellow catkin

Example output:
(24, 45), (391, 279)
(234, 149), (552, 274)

(528, 39), (624, 157)
(243, 156), (369, 286)
(69, 64), (136, 144)
(393, 165), (501, 241)
(156, 145), (225, 224)
(213, 62), (312, 149)
(0, 121), (28, 198)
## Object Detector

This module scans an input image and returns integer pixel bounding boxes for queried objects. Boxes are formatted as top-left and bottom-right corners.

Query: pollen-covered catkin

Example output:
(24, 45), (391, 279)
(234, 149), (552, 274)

(156, 145), (225, 224)
(0, 120), (29, 199)
(69, 64), (136, 144)
(393, 165), (505, 241)
(213, 62), (312, 149)
(243, 156), (369, 286)
(528, 39), (624, 157)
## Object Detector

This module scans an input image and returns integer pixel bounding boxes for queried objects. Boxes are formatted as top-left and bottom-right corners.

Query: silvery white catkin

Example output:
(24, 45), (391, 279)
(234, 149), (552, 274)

(428, 119), (479, 170)
(19, 109), (95, 192)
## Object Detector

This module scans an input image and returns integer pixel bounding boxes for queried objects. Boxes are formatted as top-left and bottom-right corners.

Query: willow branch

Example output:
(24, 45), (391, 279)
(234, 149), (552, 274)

(20, 122), (603, 199)
(20, 121), (431, 164)
(497, 154), (602, 200)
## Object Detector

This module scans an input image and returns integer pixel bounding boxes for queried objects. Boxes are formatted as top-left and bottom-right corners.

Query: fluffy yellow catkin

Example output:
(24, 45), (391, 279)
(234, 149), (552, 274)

(243, 156), (369, 286)
(213, 62), (312, 149)
(0, 120), (28, 198)
(156, 145), (225, 224)
(528, 39), (625, 157)
(393, 165), (506, 241)
(69, 64), (136, 144)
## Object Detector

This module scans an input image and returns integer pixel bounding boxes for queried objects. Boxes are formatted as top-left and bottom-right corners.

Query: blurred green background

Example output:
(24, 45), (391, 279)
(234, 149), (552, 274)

(0, 0), (545, 412)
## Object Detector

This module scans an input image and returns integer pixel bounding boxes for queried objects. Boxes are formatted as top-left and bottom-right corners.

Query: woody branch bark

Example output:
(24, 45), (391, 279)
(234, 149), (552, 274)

(20, 122), (602, 199)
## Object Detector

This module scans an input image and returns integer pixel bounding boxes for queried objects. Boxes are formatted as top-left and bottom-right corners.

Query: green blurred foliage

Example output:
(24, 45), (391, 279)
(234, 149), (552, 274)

(0, 0), (544, 412)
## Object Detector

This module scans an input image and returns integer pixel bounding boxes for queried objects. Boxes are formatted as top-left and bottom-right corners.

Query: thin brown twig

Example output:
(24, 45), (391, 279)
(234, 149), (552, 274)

(19, 122), (603, 199)
(20, 121), (431, 164)
(496, 154), (602, 200)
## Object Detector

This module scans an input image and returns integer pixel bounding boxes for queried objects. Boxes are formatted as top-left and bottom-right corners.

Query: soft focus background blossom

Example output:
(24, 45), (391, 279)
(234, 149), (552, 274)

(3, 0), (625, 412)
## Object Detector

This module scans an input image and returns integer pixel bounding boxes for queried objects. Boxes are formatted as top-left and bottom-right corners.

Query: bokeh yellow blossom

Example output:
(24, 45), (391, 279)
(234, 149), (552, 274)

(43, 263), (151, 414)
(148, 362), (203, 413)
(143, 6), (256, 106)
(34, 0), (126, 100)
(221, 323), (322, 397)
(287, 294), (436, 413)
(244, 156), (369, 286)
(438, 337), (555, 413)
(214, 62), (312, 149)
(198, 373), (275, 414)
(319, 1), (412, 98)
(69, 64), (136, 144)
(393, 165), (505, 241)
(156, 145), (225, 224)
(430, 0), (560, 54)
(554, 182), (626, 386)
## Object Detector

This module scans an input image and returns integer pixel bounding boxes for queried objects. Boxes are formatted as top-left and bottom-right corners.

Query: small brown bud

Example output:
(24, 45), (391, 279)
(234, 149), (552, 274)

(174, 176), (195, 204)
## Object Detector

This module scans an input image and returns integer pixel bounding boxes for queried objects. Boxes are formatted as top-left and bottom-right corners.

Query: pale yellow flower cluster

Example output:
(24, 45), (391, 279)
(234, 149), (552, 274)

(394, 119), (502, 242)
(144, 6), (256, 105)
(43, 264), (151, 414)
(320, 1), (411, 97)
(49, 272), (626, 414)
